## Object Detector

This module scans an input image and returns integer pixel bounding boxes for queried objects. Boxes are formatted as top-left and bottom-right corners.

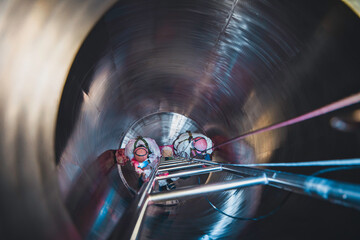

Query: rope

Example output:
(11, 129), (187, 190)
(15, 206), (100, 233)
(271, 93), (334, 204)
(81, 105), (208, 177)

(220, 158), (360, 168)
(206, 92), (360, 152)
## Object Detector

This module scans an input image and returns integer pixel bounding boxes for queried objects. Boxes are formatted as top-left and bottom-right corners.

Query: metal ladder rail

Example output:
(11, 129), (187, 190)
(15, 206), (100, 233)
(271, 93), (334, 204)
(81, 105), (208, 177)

(158, 162), (193, 169)
(152, 158), (360, 209)
(158, 156), (212, 172)
(116, 157), (360, 240)
(159, 159), (186, 164)
(114, 156), (192, 239)
(113, 159), (160, 240)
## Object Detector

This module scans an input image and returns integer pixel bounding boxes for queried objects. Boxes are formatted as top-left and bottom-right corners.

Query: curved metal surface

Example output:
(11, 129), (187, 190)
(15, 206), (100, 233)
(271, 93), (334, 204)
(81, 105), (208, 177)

(0, 0), (116, 239)
(1, 0), (360, 239)
(120, 112), (204, 148)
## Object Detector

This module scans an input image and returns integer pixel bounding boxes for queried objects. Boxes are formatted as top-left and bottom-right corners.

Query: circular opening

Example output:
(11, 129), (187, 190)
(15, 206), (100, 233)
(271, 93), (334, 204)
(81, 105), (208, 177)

(117, 111), (212, 193)
(54, 1), (360, 239)
(120, 112), (204, 148)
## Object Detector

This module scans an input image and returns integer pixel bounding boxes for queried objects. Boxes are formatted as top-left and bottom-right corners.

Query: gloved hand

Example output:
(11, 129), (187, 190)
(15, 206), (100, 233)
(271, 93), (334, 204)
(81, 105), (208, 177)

(115, 148), (129, 166)
(138, 160), (149, 169)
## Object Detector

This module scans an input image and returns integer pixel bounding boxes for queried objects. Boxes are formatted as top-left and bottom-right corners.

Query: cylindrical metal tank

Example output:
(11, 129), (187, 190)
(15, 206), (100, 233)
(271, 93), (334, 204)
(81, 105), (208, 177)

(1, 0), (360, 239)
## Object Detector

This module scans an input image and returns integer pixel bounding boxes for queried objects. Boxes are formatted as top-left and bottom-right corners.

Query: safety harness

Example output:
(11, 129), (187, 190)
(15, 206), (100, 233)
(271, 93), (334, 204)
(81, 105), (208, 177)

(173, 131), (206, 157)
(173, 130), (192, 154)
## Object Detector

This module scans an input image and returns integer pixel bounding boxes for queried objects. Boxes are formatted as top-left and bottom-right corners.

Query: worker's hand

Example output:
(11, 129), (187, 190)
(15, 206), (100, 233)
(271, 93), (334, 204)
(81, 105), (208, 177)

(115, 148), (129, 166)
(138, 160), (149, 169)
(142, 169), (152, 182)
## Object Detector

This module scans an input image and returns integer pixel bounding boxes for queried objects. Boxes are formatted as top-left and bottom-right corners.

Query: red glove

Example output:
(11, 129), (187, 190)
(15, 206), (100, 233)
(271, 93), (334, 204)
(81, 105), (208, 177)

(115, 148), (129, 166)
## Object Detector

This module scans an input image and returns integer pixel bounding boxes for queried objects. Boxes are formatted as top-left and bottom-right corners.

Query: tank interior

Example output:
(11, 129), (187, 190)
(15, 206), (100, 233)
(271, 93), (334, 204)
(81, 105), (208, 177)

(1, 0), (360, 239)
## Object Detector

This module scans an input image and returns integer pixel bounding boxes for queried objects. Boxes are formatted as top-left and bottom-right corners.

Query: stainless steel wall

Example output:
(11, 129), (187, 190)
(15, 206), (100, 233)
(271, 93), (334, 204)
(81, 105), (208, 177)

(1, 0), (360, 239)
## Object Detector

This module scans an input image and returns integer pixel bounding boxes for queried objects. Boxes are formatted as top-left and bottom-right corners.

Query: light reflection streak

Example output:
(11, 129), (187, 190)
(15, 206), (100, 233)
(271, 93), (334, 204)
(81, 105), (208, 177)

(168, 113), (188, 141)
(208, 189), (244, 239)
(212, 92), (360, 150)
(88, 189), (119, 240)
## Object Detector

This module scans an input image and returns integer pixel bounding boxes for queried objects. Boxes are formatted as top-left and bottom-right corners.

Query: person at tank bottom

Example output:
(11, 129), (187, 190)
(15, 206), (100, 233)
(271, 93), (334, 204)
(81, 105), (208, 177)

(173, 131), (213, 160)
(158, 145), (178, 191)
(161, 145), (174, 160)
(122, 136), (161, 188)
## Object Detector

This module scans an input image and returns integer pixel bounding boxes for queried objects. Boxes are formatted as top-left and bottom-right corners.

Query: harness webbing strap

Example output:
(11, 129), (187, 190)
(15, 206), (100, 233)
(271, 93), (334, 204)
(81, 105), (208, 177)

(186, 130), (193, 143)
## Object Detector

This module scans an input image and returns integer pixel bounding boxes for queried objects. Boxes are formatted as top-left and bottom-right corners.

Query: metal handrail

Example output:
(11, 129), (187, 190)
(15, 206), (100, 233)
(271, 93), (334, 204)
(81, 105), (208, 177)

(160, 160), (186, 164)
(156, 165), (222, 181)
(112, 158), (160, 240)
(158, 163), (205, 173)
(113, 157), (360, 239)
(192, 159), (360, 210)
(158, 162), (191, 169)
(149, 176), (267, 202)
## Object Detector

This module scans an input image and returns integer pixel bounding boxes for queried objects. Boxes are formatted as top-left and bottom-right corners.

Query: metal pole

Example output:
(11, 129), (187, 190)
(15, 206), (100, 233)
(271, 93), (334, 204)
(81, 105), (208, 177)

(191, 159), (219, 165)
(158, 162), (192, 169)
(160, 161), (185, 165)
(149, 176), (267, 202)
(156, 166), (222, 181)
(222, 165), (360, 210)
(111, 160), (160, 240)
(191, 159), (360, 210)
(161, 157), (187, 161)
(160, 160), (186, 164)
(158, 163), (205, 173)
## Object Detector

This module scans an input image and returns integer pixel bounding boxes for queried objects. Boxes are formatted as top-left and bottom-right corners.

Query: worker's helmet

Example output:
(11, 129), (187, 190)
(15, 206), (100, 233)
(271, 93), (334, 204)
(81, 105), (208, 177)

(192, 136), (207, 155)
(133, 136), (152, 162)
(133, 145), (149, 162)
(161, 146), (173, 157)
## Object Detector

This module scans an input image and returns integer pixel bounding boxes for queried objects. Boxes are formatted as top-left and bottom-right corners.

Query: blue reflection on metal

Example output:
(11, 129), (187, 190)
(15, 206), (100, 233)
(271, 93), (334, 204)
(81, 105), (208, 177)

(207, 189), (244, 239)
(88, 189), (117, 240)
(199, 234), (212, 240)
